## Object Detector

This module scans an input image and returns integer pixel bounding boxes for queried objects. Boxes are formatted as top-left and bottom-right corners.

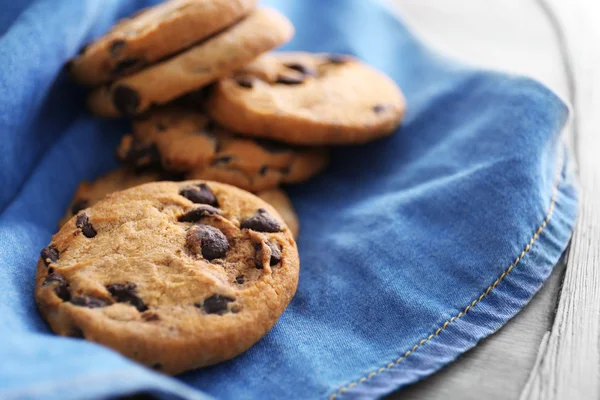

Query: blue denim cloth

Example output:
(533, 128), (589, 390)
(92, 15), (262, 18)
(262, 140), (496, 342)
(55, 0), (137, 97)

(0, 0), (578, 399)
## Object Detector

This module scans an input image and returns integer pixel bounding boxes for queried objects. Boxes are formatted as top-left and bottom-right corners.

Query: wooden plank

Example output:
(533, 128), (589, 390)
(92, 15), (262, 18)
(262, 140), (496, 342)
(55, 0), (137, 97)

(520, 2), (600, 398)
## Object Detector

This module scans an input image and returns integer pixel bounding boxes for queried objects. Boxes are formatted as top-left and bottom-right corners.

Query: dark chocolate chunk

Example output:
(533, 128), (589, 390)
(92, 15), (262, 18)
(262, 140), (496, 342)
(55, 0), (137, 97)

(373, 104), (387, 113)
(70, 199), (89, 216)
(43, 273), (71, 301)
(109, 39), (126, 57)
(327, 54), (350, 64)
(76, 213), (97, 238)
(179, 183), (218, 206)
(77, 43), (90, 56)
(178, 205), (221, 222)
(156, 122), (167, 132)
(255, 138), (291, 154)
(235, 275), (245, 284)
(151, 363), (163, 370)
(107, 283), (147, 312)
(112, 58), (141, 76)
(40, 245), (59, 265)
(70, 295), (109, 308)
(120, 139), (160, 169)
(113, 85), (140, 116)
(259, 165), (268, 176)
(284, 62), (317, 77)
(236, 76), (254, 88)
(142, 312), (160, 322)
(266, 241), (282, 266)
(186, 225), (229, 260)
(241, 209), (282, 233)
(211, 155), (233, 166)
(196, 294), (235, 315)
(254, 243), (264, 269)
(70, 327), (85, 338)
(276, 74), (305, 85)
(280, 166), (291, 175)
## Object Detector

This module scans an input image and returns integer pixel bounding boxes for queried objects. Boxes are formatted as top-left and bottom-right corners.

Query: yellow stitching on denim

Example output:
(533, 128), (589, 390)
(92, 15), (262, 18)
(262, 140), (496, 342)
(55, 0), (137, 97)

(328, 163), (562, 400)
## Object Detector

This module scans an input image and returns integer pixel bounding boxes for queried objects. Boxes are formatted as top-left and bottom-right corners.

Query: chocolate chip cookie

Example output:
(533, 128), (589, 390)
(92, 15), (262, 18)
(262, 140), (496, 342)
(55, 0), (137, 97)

(87, 8), (294, 117)
(36, 181), (299, 375)
(207, 52), (406, 145)
(59, 167), (301, 238)
(117, 107), (329, 192)
(69, 0), (257, 86)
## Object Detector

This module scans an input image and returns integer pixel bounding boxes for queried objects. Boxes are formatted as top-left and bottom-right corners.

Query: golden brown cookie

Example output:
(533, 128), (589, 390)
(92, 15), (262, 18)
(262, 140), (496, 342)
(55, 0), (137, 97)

(257, 189), (299, 239)
(69, 0), (257, 86)
(59, 167), (301, 238)
(117, 107), (329, 192)
(207, 52), (406, 145)
(36, 181), (299, 375)
(58, 168), (168, 227)
(87, 8), (294, 118)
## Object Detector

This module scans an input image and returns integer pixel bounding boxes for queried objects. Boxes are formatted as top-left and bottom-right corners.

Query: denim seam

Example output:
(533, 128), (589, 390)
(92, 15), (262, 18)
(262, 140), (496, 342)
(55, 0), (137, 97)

(329, 154), (564, 400)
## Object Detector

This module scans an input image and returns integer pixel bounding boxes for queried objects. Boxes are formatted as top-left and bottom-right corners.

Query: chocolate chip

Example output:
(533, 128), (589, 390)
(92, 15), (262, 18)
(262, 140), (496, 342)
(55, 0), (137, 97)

(178, 205), (221, 222)
(113, 85), (140, 116)
(327, 54), (350, 64)
(186, 225), (229, 260)
(109, 39), (126, 57)
(266, 241), (282, 266)
(76, 213), (97, 238)
(196, 294), (235, 315)
(120, 139), (160, 169)
(43, 273), (71, 301)
(284, 62), (317, 77)
(236, 76), (254, 88)
(151, 363), (163, 370)
(112, 58), (140, 76)
(276, 74), (305, 85)
(77, 43), (90, 56)
(254, 243), (264, 269)
(373, 104), (387, 113)
(107, 283), (147, 312)
(235, 275), (245, 284)
(241, 209), (282, 233)
(48, 267), (54, 274)
(156, 122), (167, 132)
(255, 138), (291, 154)
(280, 166), (291, 175)
(40, 245), (59, 266)
(259, 165), (268, 176)
(70, 199), (89, 216)
(70, 327), (85, 338)
(179, 183), (218, 206)
(211, 155), (233, 166)
(142, 312), (160, 321)
(70, 295), (108, 308)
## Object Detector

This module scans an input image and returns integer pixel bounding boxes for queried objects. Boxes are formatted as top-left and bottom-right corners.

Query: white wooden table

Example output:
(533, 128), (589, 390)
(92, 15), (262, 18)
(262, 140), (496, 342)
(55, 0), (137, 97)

(385, 0), (600, 398)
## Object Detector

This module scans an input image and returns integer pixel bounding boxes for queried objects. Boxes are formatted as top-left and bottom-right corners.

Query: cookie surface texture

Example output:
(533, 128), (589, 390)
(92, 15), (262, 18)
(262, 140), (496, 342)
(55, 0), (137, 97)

(118, 107), (328, 191)
(69, 0), (257, 86)
(87, 8), (294, 117)
(207, 52), (406, 145)
(36, 180), (299, 375)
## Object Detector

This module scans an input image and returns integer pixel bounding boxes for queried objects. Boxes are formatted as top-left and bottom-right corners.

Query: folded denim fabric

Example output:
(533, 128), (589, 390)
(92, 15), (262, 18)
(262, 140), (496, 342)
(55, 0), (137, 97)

(0, 0), (578, 399)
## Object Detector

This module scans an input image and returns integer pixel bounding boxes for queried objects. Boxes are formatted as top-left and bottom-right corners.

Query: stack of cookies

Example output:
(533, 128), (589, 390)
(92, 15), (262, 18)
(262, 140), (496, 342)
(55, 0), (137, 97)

(36, 0), (406, 375)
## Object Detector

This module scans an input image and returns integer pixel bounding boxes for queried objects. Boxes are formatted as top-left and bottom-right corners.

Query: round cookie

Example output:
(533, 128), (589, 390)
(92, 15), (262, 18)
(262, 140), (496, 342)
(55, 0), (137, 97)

(207, 52), (406, 145)
(36, 181), (299, 375)
(87, 8), (294, 118)
(117, 107), (329, 192)
(69, 0), (257, 86)
(59, 167), (301, 239)
(58, 168), (168, 227)
(257, 189), (299, 239)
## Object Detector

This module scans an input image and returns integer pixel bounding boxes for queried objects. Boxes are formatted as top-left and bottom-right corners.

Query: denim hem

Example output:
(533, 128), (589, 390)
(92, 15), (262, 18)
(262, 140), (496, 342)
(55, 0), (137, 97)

(329, 147), (578, 399)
